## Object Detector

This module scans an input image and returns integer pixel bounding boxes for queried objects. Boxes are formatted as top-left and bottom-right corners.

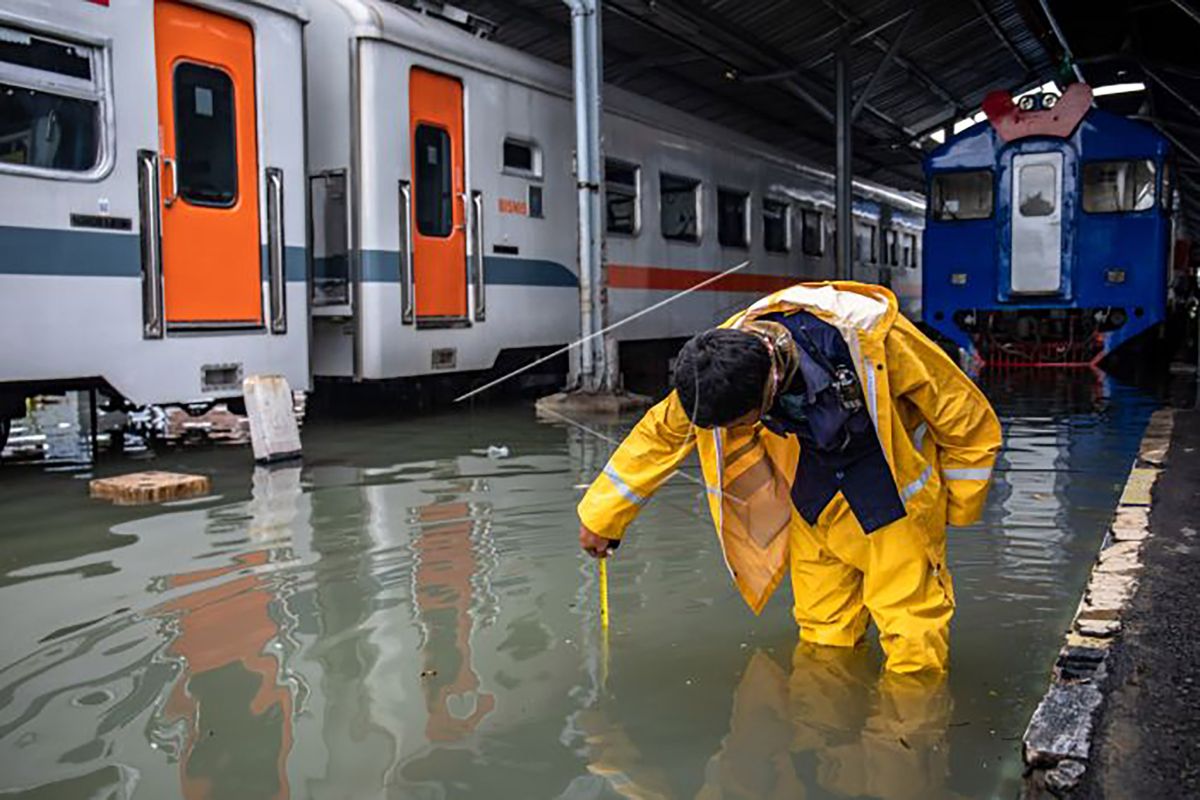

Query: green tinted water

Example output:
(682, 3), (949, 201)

(0, 374), (1156, 799)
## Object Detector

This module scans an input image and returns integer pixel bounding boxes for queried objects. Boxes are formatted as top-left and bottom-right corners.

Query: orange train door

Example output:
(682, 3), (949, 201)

(410, 68), (468, 322)
(154, 0), (262, 326)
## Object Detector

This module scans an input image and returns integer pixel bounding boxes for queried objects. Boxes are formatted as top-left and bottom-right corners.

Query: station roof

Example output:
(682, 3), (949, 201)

(418, 0), (1063, 191)
(1045, 0), (1200, 233)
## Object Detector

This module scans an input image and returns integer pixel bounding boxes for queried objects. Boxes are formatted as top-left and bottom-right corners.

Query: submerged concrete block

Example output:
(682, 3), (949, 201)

(1075, 618), (1121, 637)
(1096, 540), (1143, 574)
(244, 375), (302, 464)
(1024, 682), (1104, 765)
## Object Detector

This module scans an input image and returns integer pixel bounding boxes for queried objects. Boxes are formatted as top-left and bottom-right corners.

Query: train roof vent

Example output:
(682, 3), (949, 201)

(410, 0), (498, 39)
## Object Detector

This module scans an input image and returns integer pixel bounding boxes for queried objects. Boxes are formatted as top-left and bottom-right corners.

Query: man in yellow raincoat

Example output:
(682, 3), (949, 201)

(578, 282), (1001, 674)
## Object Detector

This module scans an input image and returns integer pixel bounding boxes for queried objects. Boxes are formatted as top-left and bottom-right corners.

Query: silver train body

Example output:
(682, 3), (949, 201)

(306, 0), (925, 383)
(0, 0), (309, 407)
(0, 0), (924, 412)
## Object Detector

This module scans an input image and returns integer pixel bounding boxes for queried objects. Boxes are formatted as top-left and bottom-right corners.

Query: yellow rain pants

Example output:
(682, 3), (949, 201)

(578, 282), (1002, 673)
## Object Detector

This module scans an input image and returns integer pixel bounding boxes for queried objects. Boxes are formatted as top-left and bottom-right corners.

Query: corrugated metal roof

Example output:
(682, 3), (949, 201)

(399, 0), (1060, 191)
(1044, 0), (1200, 233)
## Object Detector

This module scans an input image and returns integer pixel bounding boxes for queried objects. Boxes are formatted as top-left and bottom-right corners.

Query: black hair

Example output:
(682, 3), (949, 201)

(673, 328), (771, 428)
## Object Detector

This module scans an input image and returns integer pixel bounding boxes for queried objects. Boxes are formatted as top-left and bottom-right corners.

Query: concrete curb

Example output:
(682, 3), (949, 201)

(1020, 407), (1176, 798)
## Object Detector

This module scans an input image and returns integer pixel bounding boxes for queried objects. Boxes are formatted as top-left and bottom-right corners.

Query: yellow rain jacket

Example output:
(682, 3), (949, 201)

(578, 282), (1002, 673)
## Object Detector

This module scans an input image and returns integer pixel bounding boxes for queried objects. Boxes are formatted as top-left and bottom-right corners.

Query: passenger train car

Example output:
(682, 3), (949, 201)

(0, 0), (310, 439)
(0, 0), (925, 446)
(922, 83), (1173, 367)
(305, 0), (925, 385)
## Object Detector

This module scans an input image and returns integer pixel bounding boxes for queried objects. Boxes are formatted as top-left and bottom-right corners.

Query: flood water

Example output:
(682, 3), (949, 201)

(0, 374), (1157, 799)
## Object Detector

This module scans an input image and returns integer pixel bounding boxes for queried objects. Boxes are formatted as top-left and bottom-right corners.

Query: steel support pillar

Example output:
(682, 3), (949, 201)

(565, 0), (611, 392)
(835, 43), (853, 282)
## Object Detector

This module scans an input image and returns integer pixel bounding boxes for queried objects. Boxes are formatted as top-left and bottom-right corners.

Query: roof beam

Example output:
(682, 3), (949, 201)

(852, 10), (918, 121)
(644, 0), (922, 144)
(818, 0), (967, 109)
(1168, 0), (1200, 28)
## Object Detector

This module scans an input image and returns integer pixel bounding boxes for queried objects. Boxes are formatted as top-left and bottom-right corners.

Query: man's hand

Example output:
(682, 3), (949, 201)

(579, 524), (618, 558)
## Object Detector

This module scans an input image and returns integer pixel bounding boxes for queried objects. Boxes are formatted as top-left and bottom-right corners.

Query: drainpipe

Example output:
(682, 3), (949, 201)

(564, 0), (608, 392)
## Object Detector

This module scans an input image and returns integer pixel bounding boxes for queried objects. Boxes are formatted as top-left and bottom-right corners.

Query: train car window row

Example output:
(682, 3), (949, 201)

(931, 170), (994, 221)
(0, 25), (106, 175)
(605, 158), (639, 235)
(717, 188), (749, 248)
(1082, 159), (1156, 214)
(660, 172), (700, 242)
(763, 199), (790, 253)
(502, 137), (541, 179)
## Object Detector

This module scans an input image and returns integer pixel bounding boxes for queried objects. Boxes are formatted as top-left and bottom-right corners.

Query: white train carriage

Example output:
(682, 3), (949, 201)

(304, 0), (924, 384)
(0, 0), (310, 425)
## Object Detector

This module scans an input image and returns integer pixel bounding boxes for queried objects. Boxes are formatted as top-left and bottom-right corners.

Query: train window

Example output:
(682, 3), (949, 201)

(174, 63), (238, 207)
(502, 137), (541, 178)
(884, 230), (898, 265)
(801, 209), (823, 256)
(0, 27), (105, 176)
(1082, 160), (1156, 214)
(902, 232), (917, 268)
(931, 170), (993, 220)
(660, 172), (700, 242)
(1017, 163), (1057, 217)
(415, 124), (453, 237)
(763, 199), (790, 253)
(717, 189), (749, 247)
(605, 159), (639, 235)
(853, 221), (877, 263)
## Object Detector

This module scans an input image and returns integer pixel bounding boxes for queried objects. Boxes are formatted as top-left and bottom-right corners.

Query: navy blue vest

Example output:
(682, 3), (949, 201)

(759, 311), (907, 534)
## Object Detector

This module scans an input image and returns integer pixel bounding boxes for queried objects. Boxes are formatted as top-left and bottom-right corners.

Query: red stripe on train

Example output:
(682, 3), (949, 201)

(607, 264), (800, 293)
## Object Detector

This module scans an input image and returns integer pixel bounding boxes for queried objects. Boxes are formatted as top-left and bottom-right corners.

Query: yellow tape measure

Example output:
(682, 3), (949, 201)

(599, 557), (610, 629)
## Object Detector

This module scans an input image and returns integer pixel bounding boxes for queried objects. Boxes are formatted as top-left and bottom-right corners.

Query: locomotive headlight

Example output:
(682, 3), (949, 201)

(950, 272), (968, 286)
(1105, 268), (1126, 284)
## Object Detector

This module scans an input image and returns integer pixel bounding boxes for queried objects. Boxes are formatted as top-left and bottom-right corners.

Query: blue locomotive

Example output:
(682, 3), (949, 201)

(922, 84), (1174, 367)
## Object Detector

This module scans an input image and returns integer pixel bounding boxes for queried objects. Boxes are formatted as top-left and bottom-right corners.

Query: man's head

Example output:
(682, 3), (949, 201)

(673, 329), (772, 428)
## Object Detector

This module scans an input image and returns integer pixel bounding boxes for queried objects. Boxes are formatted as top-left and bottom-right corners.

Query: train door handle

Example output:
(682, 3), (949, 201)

(137, 149), (164, 339)
(162, 156), (179, 207)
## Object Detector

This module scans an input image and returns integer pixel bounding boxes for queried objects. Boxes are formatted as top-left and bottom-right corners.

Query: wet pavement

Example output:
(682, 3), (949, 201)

(0, 374), (1158, 799)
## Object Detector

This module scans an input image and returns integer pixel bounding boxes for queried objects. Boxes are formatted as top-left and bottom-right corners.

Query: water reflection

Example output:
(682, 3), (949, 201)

(0, 382), (1160, 800)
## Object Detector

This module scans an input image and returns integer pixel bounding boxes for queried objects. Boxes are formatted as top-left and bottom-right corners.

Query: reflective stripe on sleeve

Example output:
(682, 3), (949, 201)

(912, 422), (928, 451)
(943, 466), (993, 481)
(603, 464), (648, 506)
(901, 464), (933, 503)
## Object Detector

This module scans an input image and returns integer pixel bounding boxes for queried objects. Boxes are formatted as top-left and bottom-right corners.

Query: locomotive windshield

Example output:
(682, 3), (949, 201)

(1082, 160), (1156, 213)
(931, 170), (993, 221)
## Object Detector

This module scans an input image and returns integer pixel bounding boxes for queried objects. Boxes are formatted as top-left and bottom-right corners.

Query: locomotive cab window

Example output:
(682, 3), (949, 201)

(605, 159), (639, 235)
(0, 26), (106, 176)
(502, 137), (541, 178)
(801, 208), (823, 256)
(660, 172), (700, 242)
(173, 62), (238, 207)
(1017, 163), (1057, 217)
(415, 124), (453, 237)
(1082, 160), (1156, 214)
(763, 199), (790, 253)
(931, 170), (993, 220)
(717, 188), (748, 248)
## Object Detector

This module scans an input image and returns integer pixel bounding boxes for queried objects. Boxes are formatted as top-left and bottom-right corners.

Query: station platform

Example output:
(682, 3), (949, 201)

(1077, 405), (1200, 797)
